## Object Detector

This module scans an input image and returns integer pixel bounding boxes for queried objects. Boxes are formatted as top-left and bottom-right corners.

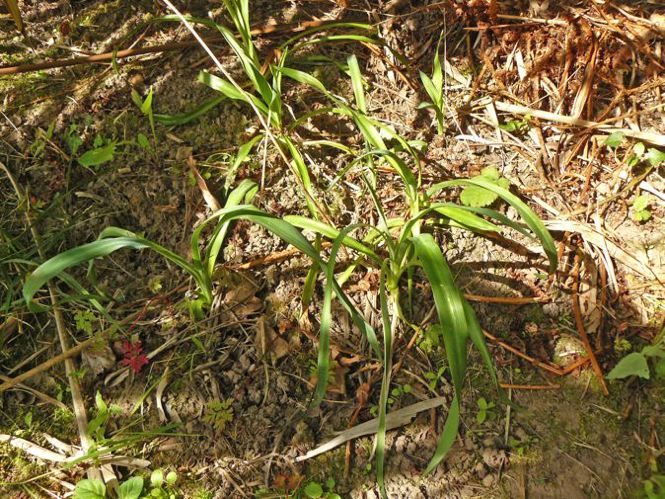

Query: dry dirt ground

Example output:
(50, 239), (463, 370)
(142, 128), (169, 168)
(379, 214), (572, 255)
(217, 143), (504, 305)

(1, 1), (664, 498)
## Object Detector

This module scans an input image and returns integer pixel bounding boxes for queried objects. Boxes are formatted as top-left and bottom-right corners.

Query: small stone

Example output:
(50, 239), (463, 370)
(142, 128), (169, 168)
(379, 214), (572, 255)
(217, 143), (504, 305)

(395, 435), (407, 453)
(482, 474), (497, 487)
(474, 462), (488, 479)
(482, 448), (507, 468)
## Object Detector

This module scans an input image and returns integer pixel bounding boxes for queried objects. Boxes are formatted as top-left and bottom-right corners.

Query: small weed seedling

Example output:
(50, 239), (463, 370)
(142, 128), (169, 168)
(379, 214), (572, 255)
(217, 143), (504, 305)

(499, 115), (531, 134)
(202, 398), (234, 431)
(418, 36), (446, 135)
(131, 86), (156, 142)
(460, 167), (510, 208)
(302, 477), (341, 499)
(475, 397), (496, 424)
(607, 328), (665, 381)
(643, 474), (665, 499)
(424, 366), (447, 391)
(631, 194), (652, 223)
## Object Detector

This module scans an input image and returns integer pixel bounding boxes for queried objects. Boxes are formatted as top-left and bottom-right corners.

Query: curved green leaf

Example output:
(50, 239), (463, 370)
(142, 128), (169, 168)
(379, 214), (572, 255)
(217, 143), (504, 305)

(154, 95), (226, 126)
(424, 396), (460, 474)
(428, 178), (557, 272)
(412, 233), (468, 394)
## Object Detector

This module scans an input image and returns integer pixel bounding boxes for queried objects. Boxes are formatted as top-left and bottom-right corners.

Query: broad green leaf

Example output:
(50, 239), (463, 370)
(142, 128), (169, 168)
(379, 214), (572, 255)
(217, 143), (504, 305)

(78, 143), (116, 168)
(607, 352), (649, 380)
(117, 477), (143, 499)
(303, 482), (323, 498)
(73, 479), (106, 499)
(412, 234), (468, 394)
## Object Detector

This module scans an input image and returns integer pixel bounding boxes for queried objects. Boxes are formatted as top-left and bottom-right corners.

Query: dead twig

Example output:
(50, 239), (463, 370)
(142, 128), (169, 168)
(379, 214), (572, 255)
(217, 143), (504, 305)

(0, 19), (355, 76)
(571, 252), (609, 396)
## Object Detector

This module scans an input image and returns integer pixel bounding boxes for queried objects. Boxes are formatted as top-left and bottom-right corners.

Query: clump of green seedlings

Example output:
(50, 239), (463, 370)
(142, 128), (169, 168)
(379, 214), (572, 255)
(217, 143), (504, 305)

(73, 469), (178, 499)
(24, 1), (559, 497)
(475, 397), (496, 424)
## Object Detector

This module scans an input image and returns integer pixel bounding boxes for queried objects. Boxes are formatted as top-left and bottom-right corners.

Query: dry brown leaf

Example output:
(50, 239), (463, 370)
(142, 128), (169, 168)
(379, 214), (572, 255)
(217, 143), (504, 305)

(255, 317), (289, 362)
(81, 343), (116, 375)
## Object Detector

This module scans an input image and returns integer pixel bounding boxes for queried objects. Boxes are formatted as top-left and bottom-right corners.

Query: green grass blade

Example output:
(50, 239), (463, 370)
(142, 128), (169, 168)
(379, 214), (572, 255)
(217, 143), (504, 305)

(277, 66), (331, 95)
(205, 179), (258, 276)
(293, 34), (380, 52)
(350, 111), (386, 150)
(311, 225), (359, 408)
(194, 205), (379, 356)
(431, 35), (444, 99)
(24, 237), (202, 309)
(154, 95), (226, 126)
(434, 205), (500, 232)
(225, 135), (263, 189)
(95, 229), (200, 285)
(455, 206), (532, 238)
(463, 299), (498, 387)
(303, 140), (355, 156)
(419, 71), (438, 105)
(347, 55), (367, 113)
(198, 71), (270, 118)
(23, 238), (144, 309)
(428, 178), (558, 272)
(280, 22), (375, 49)
(5, 0), (23, 32)
(375, 267), (393, 498)
(280, 136), (318, 217)
(424, 396), (460, 474)
(284, 216), (379, 260)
